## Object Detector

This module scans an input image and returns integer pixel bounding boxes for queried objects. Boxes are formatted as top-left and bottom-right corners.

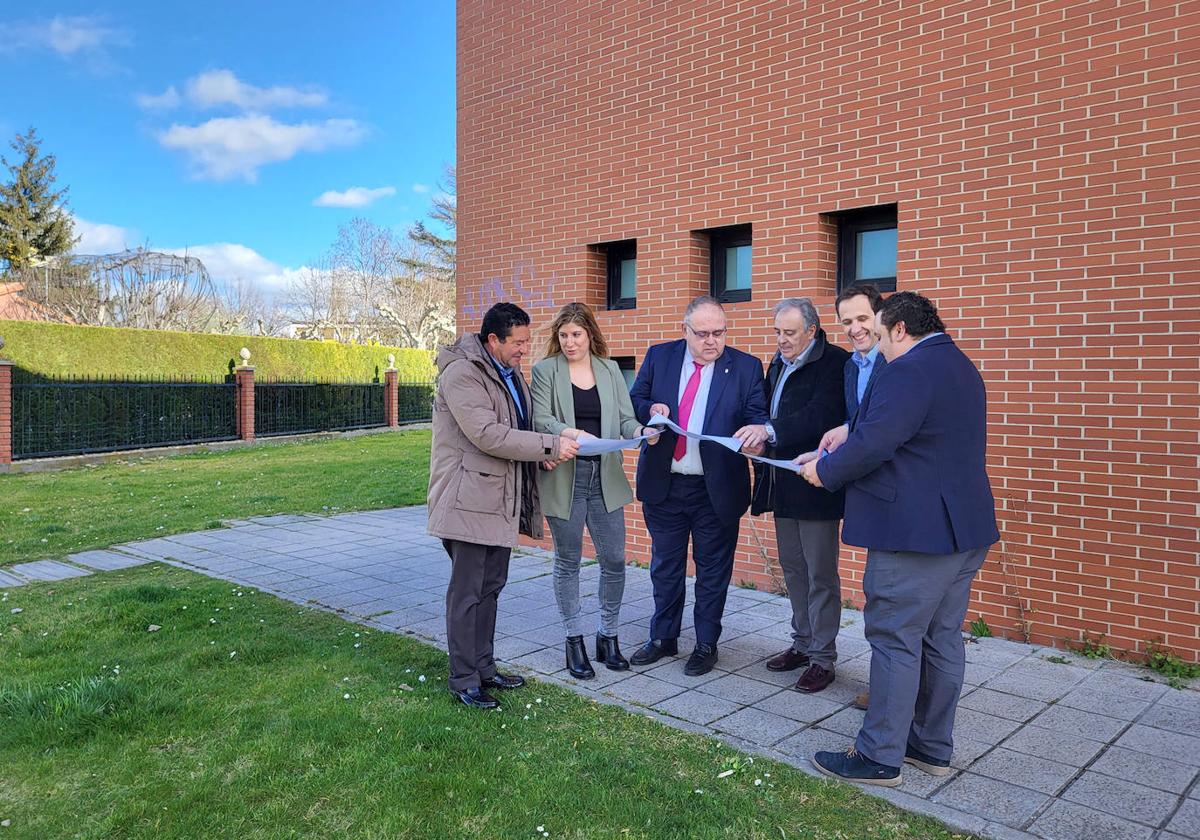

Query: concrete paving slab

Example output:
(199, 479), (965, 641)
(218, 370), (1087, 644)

(8, 560), (91, 581)
(1087, 745), (1197, 795)
(1061, 770), (1179, 828)
(958, 688), (1048, 722)
(1115, 724), (1200, 766)
(932, 773), (1049, 828)
(0, 569), (28, 587)
(1028, 800), (1154, 840)
(697, 672), (780, 705)
(1001, 725), (1108, 766)
(1026, 703), (1129, 742)
(710, 706), (803, 746)
(67, 549), (151, 571)
(1167, 797), (1200, 838)
(968, 747), (1079, 795)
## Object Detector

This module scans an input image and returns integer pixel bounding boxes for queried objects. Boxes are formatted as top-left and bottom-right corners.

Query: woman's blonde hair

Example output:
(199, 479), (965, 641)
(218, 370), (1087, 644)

(544, 302), (610, 359)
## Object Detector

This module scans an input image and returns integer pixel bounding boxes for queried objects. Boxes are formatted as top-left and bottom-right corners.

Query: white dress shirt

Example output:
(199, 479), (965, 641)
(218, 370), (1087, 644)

(671, 347), (714, 475)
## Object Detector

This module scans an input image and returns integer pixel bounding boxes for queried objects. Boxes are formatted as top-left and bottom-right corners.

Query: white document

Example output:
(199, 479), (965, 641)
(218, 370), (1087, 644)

(646, 413), (744, 453)
(574, 430), (661, 456)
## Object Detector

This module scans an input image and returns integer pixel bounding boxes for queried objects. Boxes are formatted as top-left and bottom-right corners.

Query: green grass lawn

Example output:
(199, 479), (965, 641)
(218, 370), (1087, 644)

(0, 432), (431, 568)
(0, 565), (967, 839)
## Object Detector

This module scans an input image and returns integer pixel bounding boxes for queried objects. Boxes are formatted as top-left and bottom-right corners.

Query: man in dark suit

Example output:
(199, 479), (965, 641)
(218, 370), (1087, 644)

(629, 295), (770, 676)
(749, 298), (848, 694)
(801, 292), (999, 786)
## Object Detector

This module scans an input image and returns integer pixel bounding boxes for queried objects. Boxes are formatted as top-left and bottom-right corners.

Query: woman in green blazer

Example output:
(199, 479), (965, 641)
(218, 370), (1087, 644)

(531, 302), (660, 679)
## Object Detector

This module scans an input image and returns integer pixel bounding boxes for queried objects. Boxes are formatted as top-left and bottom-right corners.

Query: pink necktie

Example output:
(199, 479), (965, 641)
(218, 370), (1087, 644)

(674, 361), (704, 462)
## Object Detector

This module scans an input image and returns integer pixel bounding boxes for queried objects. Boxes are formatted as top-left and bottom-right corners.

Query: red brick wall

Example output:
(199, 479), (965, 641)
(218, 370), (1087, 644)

(458, 0), (1200, 660)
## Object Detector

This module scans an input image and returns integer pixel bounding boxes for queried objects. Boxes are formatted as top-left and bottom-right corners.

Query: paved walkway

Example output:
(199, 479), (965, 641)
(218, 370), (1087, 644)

(5, 506), (1198, 840)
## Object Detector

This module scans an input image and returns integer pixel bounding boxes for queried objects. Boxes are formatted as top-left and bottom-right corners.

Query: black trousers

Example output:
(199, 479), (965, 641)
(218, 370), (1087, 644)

(443, 538), (512, 692)
(642, 474), (740, 645)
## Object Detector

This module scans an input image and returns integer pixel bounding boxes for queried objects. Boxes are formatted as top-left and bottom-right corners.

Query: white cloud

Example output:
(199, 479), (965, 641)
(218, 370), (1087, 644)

(136, 85), (181, 110)
(184, 69), (327, 110)
(0, 15), (129, 69)
(167, 243), (304, 298)
(71, 216), (136, 254)
(312, 186), (396, 208)
(411, 183), (431, 194)
(157, 115), (367, 182)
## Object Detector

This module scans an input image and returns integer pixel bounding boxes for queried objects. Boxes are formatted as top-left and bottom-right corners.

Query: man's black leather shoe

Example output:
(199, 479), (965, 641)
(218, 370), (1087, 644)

(481, 672), (525, 690)
(684, 642), (718, 676)
(630, 638), (678, 666)
(765, 647), (811, 672)
(451, 687), (499, 709)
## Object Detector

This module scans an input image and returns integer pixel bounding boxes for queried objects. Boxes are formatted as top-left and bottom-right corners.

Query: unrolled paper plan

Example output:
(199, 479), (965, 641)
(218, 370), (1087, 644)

(646, 413), (745, 453)
(574, 430), (662, 456)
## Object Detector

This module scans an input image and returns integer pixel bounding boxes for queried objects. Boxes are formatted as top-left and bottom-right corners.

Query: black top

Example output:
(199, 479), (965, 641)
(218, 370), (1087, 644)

(572, 383), (602, 461)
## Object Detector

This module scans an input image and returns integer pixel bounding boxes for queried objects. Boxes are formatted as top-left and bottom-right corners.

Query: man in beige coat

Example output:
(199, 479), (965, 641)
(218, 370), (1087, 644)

(428, 302), (579, 709)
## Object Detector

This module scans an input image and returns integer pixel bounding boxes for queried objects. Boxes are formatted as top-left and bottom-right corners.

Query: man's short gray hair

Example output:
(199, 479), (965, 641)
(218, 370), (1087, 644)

(683, 295), (725, 325)
(773, 297), (819, 331)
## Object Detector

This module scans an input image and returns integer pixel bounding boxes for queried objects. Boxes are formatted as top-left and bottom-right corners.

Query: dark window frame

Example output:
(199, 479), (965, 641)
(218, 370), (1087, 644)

(836, 205), (898, 294)
(604, 239), (638, 310)
(706, 224), (753, 303)
(612, 355), (637, 390)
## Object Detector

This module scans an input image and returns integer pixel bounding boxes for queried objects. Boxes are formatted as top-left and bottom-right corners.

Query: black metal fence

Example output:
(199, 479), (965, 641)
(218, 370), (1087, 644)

(397, 381), (437, 423)
(255, 380), (386, 437)
(8, 370), (437, 461)
(11, 375), (237, 460)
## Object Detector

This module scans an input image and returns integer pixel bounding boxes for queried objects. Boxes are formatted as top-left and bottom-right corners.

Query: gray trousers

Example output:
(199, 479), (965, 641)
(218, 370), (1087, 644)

(774, 517), (842, 668)
(545, 458), (626, 638)
(856, 546), (989, 768)
(443, 538), (511, 692)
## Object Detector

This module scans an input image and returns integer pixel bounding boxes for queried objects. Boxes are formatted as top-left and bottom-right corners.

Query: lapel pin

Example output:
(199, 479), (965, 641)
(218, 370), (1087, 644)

(724, 368), (729, 373)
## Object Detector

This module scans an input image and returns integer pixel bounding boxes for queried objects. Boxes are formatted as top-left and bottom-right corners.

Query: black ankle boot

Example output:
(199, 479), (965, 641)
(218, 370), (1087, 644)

(565, 635), (595, 679)
(595, 633), (630, 671)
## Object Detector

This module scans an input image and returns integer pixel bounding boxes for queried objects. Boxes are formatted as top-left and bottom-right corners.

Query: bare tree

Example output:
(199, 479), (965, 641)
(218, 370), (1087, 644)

(212, 276), (284, 336)
(15, 249), (219, 331)
(281, 166), (456, 349)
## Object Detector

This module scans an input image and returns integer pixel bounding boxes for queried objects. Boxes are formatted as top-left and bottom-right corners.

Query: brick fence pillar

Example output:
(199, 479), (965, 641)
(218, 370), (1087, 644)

(384, 354), (399, 428)
(235, 359), (255, 442)
(0, 352), (11, 467)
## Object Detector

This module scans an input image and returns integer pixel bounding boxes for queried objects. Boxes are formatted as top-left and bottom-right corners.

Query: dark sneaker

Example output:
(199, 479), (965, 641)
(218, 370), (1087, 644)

(812, 746), (902, 787)
(904, 744), (952, 776)
(765, 648), (811, 672)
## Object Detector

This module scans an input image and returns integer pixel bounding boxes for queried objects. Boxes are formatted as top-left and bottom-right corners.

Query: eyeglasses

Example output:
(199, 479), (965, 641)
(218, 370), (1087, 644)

(686, 325), (727, 340)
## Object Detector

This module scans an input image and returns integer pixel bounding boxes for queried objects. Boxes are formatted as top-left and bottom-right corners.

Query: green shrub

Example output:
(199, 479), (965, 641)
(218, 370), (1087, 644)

(0, 320), (435, 382)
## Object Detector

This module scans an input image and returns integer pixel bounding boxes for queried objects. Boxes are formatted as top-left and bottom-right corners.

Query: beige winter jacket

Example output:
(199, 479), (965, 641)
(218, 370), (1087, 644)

(427, 334), (564, 548)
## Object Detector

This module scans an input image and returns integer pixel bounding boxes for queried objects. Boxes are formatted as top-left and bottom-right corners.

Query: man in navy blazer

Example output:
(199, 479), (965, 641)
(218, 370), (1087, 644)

(801, 291), (998, 787)
(629, 295), (770, 676)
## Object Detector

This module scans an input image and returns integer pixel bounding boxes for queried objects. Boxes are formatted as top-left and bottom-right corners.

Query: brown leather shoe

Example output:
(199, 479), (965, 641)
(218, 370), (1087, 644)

(794, 663), (835, 693)
(852, 692), (869, 710)
(765, 648), (811, 672)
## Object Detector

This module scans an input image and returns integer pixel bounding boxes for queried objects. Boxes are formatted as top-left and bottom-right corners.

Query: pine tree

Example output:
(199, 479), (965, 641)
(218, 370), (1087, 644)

(0, 128), (76, 270)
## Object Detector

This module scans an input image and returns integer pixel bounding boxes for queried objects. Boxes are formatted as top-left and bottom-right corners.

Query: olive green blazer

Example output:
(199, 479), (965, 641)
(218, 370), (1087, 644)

(530, 354), (643, 520)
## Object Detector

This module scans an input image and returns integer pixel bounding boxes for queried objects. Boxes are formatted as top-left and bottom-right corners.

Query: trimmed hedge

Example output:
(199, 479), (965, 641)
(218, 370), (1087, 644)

(0, 320), (435, 382)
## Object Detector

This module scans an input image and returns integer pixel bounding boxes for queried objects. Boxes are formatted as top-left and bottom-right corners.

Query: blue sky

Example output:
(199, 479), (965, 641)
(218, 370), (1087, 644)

(0, 3), (455, 299)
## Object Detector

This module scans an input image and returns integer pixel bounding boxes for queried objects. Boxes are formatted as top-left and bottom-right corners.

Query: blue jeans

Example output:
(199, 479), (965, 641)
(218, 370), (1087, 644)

(545, 459), (627, 637)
